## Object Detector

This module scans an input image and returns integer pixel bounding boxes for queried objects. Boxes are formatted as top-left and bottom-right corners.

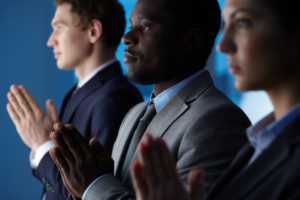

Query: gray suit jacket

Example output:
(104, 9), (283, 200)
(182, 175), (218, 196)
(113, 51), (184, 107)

(84, 71), (251, 200)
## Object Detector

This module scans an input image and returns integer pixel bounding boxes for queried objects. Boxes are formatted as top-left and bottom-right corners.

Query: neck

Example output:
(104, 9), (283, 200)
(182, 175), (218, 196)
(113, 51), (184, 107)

(153, 80), (181, 96)
(267, 79), (300, 120)
(152, 69), (198, 96)
(74, 47), (115, 82)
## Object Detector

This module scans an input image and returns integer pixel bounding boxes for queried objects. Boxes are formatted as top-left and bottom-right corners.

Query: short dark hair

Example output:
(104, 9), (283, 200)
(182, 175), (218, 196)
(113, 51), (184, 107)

(166, 0), (221, 68)
(54, 0), (126, 50)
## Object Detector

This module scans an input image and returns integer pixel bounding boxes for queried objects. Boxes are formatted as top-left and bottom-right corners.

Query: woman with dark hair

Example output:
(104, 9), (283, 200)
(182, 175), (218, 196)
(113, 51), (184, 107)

(130, 0), (300, 199)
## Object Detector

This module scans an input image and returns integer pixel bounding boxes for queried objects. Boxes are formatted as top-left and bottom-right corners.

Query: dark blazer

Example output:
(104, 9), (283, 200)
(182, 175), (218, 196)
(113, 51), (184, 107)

(207, 115), (300, 200)
(33, 61), (143, 200)
(84, 71), (251, 200)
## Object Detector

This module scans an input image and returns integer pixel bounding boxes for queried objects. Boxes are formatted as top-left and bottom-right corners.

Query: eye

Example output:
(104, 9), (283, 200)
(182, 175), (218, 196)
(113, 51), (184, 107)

(141, 23), (153, 31)
(142, 25), (150, 30)
(54, 25), (64, 31)
(235, 19), (251, 29)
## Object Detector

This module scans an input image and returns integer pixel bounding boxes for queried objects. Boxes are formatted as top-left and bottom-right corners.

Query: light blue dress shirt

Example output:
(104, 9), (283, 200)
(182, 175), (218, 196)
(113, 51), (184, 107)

(246, 102), (300, 166)
(149, 69), (205, 113)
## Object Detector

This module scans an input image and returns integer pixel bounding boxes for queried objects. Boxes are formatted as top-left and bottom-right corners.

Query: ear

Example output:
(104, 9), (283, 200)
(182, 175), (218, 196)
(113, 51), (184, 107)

(88, 19), (103, 44)
(182, 28), (204, 52)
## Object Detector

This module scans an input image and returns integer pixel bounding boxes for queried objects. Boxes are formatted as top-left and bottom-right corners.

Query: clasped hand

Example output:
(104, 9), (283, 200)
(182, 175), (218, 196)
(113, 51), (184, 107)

(6, 85), (58, 151)
(49, 123), (114, 198)
(131, 134), (205, 200)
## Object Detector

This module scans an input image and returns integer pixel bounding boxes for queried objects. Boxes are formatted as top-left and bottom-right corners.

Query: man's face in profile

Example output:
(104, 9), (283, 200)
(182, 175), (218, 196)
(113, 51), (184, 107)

(47, 3), (91, 70)
(122, 0), (181, 85)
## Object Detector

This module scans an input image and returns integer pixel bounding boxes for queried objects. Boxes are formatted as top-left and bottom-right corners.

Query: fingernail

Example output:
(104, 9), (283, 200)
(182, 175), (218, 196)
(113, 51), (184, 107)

(54, 122), (63, 130)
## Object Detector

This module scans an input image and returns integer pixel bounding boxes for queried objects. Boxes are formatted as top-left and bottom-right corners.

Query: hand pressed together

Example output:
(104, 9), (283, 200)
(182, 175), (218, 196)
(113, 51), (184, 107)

(49, 122), (114, 198)
(7, 85), (58, 151)
(131, 134), (205, 200)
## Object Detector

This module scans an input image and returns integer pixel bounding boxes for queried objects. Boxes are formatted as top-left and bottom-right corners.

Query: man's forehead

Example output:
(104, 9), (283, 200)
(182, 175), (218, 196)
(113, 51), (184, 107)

(130, 0), (173, 23)
(52, 5), (78, 25)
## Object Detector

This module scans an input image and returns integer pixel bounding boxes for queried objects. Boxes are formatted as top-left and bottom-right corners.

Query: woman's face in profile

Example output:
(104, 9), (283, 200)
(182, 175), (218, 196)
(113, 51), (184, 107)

(218, 0), (299, 92)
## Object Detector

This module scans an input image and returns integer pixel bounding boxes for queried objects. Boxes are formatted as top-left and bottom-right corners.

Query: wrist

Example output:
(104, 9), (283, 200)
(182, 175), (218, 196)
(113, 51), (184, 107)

(31, 137), (51, 151)
(30, 140), (54, 168)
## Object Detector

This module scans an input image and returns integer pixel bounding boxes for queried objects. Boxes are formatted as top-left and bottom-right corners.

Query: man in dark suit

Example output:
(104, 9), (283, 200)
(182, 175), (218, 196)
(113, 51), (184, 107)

(47, 0), (251, 199)
(6, 0), (142, 199)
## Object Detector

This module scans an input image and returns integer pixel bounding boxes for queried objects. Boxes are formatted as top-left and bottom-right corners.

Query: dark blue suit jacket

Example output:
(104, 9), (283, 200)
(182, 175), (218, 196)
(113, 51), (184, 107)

(207, 115), (300, 200)
(33, 61), (142, 200)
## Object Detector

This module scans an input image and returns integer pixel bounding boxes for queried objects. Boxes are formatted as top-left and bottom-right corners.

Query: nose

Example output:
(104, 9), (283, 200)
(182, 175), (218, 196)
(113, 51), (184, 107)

(122, 29), (138, 47)
(47, 32), (56, 47)
(217, 30), (236, 54)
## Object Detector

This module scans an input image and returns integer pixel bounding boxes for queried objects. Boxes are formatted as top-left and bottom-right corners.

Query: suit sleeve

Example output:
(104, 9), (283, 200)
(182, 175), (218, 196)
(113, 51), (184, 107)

(33, 152), (69, 199)
(33, 89), (141, 200)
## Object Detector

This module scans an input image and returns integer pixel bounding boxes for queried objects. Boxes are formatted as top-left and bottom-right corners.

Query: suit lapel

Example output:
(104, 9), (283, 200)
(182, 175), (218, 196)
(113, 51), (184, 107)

(60, 62), (122, 123)
(146, 95), (188, 138)
(59, 85), (76, 123)
(207, 144), (254, 199)
(209, 115), (300, 199)
(113, 102), (148, 175)
(146, 71), (214, 138)
(121, 71), (215, 182)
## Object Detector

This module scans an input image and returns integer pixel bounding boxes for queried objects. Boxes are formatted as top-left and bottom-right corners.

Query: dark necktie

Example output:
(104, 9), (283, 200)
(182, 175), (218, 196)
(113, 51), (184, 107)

(121, 103), (157, 179)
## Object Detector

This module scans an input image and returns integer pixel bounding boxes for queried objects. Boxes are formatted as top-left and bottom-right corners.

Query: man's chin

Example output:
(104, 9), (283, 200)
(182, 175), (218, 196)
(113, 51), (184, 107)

(128, 72), (163, 85)
(56, 63), (74, 71)
(127, 73), (152, 85)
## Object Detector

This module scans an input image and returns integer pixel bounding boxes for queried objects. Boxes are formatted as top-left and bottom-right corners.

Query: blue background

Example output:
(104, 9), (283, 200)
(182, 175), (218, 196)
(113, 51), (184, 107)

(0, 0), (272, 198)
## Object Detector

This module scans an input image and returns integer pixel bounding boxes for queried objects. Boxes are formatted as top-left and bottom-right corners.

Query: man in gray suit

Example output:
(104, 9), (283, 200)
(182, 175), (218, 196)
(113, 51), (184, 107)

(48, 0), (251, 199)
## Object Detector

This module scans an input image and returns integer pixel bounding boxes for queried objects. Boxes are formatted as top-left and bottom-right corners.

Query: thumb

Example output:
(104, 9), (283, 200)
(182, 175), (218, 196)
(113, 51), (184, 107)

(46, 99), (59, 122)
(188, 168), (205, 200)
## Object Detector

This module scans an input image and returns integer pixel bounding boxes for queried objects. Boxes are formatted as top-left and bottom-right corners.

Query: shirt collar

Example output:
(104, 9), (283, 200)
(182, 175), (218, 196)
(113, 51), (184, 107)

(149, 69), (206, 113)
(247, 102), (300, 149)
(77, 58), (117, 88)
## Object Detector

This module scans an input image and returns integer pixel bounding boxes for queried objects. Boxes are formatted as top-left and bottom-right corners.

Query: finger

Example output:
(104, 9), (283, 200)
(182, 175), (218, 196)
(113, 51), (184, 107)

(19, 85), (43, 112)
(130, 160), (148, 200)
(7, 90), (25, 117)
(188, 169), (204, 200)
(50, 130), (75, 166)
(139, 135), (158, 186)
(46, 99), (59, 122)
(51, 148), (80, 197)
(89, 137), (107, 156)
(156, 137), (178, 179)
(50, 147), (79, 197)
(10, 85), (34, 115)
(149, 136), (175, 182)
(49, 147), (70, 176)
(6, 103), (20, 124)
(64, 124), (91, 156)
(54, 123), (87, 159)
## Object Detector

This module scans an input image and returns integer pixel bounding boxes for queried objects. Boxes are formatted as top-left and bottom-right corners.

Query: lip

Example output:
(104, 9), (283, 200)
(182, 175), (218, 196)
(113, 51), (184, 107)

(228, 63), (241, 74)
(54, 51), (61, 59)
(123, 49), (139, 64)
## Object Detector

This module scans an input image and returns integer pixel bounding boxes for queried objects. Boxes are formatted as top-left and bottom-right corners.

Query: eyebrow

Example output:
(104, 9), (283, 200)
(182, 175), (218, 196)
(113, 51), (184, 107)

(51, 20), (68, 27)
(129, 8), (165, 25)
(230, 8), (260, 19)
